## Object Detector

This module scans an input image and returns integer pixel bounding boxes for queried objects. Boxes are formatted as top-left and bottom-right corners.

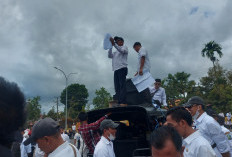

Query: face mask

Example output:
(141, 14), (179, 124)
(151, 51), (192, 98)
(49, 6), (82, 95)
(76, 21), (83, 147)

(192, 108), (200, 120)
(108, 133), (115, 141)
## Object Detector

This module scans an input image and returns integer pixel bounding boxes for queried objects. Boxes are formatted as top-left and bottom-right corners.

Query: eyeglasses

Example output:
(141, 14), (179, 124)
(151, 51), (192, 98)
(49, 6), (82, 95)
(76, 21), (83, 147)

(155, 83), (161, 85)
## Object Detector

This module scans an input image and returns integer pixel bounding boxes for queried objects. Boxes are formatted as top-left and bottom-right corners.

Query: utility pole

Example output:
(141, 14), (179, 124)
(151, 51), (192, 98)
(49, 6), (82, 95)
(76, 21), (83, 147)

(56, 97), (59, 121)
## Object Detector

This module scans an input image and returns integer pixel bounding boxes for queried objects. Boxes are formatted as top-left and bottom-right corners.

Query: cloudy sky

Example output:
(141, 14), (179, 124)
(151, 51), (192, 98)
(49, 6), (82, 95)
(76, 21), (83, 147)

(1, 0), (232, 112)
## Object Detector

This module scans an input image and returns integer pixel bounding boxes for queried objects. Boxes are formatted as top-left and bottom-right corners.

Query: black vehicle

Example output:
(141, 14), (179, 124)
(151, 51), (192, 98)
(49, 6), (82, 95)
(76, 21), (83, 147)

(87, 79), (166, 157)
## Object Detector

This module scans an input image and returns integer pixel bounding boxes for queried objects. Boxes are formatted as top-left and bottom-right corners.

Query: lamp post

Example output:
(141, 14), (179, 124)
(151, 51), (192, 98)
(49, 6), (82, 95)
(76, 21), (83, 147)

(54, 67), (77, 130)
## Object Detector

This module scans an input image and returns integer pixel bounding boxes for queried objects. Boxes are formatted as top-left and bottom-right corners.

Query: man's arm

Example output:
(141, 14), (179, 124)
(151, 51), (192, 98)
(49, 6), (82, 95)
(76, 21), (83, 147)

(114, 45), (128, 54)
(108, 48), (113, 58)
(207, 122), (230, 157)
(139, 56), (145, 75)
(161, 88), (167, 106)
(89, 113), (111, 130)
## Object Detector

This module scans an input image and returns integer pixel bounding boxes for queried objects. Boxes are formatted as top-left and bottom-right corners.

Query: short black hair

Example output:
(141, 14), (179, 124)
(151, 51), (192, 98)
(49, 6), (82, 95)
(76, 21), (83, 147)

(78, 112), (88, 121)
(133, 42), (141, 48)
(0, 77), (26, 147)
(167, 107), (193, 126)
(150, 126), (182, 152)
(217, 115), (225, 126)
(114, 36), (124, 42)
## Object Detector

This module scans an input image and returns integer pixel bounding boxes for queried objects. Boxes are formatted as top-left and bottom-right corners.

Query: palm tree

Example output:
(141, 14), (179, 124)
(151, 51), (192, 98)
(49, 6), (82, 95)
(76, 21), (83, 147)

(201, 41), (223, 67)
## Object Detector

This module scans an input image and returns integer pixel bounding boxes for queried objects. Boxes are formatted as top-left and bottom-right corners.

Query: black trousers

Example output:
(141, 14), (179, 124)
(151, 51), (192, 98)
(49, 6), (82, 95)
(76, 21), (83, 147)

(114, 67), (128, 104)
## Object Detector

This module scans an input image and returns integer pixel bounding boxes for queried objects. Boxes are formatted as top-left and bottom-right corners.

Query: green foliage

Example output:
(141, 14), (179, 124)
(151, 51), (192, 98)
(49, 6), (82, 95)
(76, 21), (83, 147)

(47, 106), (58, 120)
(202, 41), (223, 66)
(93, 87), (112, 109)
(60, 83), (89, 119)
(200, 63), (232, 112)
(26, 96), (41, 121)
(163, 72), (196, 104)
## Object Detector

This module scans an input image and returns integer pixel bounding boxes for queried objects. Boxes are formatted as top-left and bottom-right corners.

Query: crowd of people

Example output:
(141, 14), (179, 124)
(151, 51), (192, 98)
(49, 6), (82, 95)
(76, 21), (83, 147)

(0, 36), (232, 157)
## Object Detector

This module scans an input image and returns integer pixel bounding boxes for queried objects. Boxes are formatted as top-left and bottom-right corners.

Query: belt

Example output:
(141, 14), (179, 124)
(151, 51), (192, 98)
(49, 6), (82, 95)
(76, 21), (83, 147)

(211, 143), (217, 149)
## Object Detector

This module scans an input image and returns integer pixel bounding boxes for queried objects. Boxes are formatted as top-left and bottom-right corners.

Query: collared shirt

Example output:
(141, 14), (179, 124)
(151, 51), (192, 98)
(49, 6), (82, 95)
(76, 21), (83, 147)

(48, 142), (81, 157)
(195, 112), (231, 157)
(78, 116), (106, 153)
(149, 86), (167, 106)
(20, 137), (31, 157)
(61, 133), (70, 143)
(108, 44), (128, 71)
(183, 130), (216, 157)
(137, 47), (150, 72)
(94, 136), (115, 157)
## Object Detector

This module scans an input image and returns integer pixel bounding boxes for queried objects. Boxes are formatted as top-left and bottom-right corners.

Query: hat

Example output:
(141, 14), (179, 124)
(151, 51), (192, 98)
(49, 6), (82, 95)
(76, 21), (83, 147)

(24, 118), (60, 145)
(155, 79), (161, 83)
(100, 119), (119, 131)
(185, 96), (204, 108)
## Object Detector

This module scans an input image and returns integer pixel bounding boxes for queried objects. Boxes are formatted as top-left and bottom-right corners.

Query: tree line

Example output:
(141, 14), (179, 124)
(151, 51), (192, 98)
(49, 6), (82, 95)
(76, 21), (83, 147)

(26, 41), (232, 122)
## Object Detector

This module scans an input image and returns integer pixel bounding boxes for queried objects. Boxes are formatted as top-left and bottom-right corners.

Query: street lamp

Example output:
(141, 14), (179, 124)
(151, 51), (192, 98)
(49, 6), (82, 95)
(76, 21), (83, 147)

(54, 67), (77, 130)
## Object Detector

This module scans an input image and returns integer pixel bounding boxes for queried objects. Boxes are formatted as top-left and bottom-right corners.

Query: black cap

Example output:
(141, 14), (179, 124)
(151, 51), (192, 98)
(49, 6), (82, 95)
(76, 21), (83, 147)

(185, 96), (204, 108)
(100, 119), (119, 131)
(24, 118), (60, 145)
(155, 79), (161, 83)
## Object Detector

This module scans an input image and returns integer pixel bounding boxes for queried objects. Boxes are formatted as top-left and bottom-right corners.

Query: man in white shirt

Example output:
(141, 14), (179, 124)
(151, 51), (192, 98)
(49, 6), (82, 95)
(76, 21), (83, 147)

(60, 127), (70, 143)
(94, 119), (119, 157)
(20, 129), (32, 157)
(149, 79), (167, 107)
(165, 106), (216, 157)
(133, 42), (150, 76)
(108, 36), (128, 105)
(24, 118), (80, 157)
(186, 96), (231, 157)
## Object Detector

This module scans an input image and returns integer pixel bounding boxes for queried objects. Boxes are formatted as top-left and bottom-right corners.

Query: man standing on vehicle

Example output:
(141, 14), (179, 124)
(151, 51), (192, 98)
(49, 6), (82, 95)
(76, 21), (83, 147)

(94, 119), (119, 157)
(149, 79), (167, 108)
(186, 96), (231, 157)
(78, 112), (111, 155)
(133, 42), (151, 76)
(108, 36), (128, 106)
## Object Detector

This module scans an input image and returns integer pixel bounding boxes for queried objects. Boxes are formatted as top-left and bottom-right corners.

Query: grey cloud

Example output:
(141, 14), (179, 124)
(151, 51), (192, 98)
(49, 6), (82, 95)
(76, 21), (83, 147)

(1, 0), (232, 112)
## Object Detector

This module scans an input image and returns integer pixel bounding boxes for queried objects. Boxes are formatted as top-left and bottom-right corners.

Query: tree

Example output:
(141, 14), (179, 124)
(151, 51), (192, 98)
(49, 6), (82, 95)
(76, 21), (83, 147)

(27, 96), (41, 121)
(47, 106), (58, 120)
(93, 87), (112, 109)
(200, 63), (232, 112)
(201, 41), (223, 67)
(163, 72), (196, 105)
(60, 83), (89, 118)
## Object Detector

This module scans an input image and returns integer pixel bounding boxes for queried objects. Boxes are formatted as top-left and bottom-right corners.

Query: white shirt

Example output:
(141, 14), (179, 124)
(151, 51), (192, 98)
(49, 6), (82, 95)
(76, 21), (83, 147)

(48, 142), (81, 157)
(61, 133), (70, 143)
(20, 137), (31, 157)
(149, 86), (167, 106)
(72, 125), (76, 131)
(94, 136), (115, 157)
(137, 47), (150, 72)
(74, 133), (88, 157)
(183, 130), (216, 157)
(34, 144), (45, 157)
(195, 112), (231, 157)
(108, 44), (128, 71)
